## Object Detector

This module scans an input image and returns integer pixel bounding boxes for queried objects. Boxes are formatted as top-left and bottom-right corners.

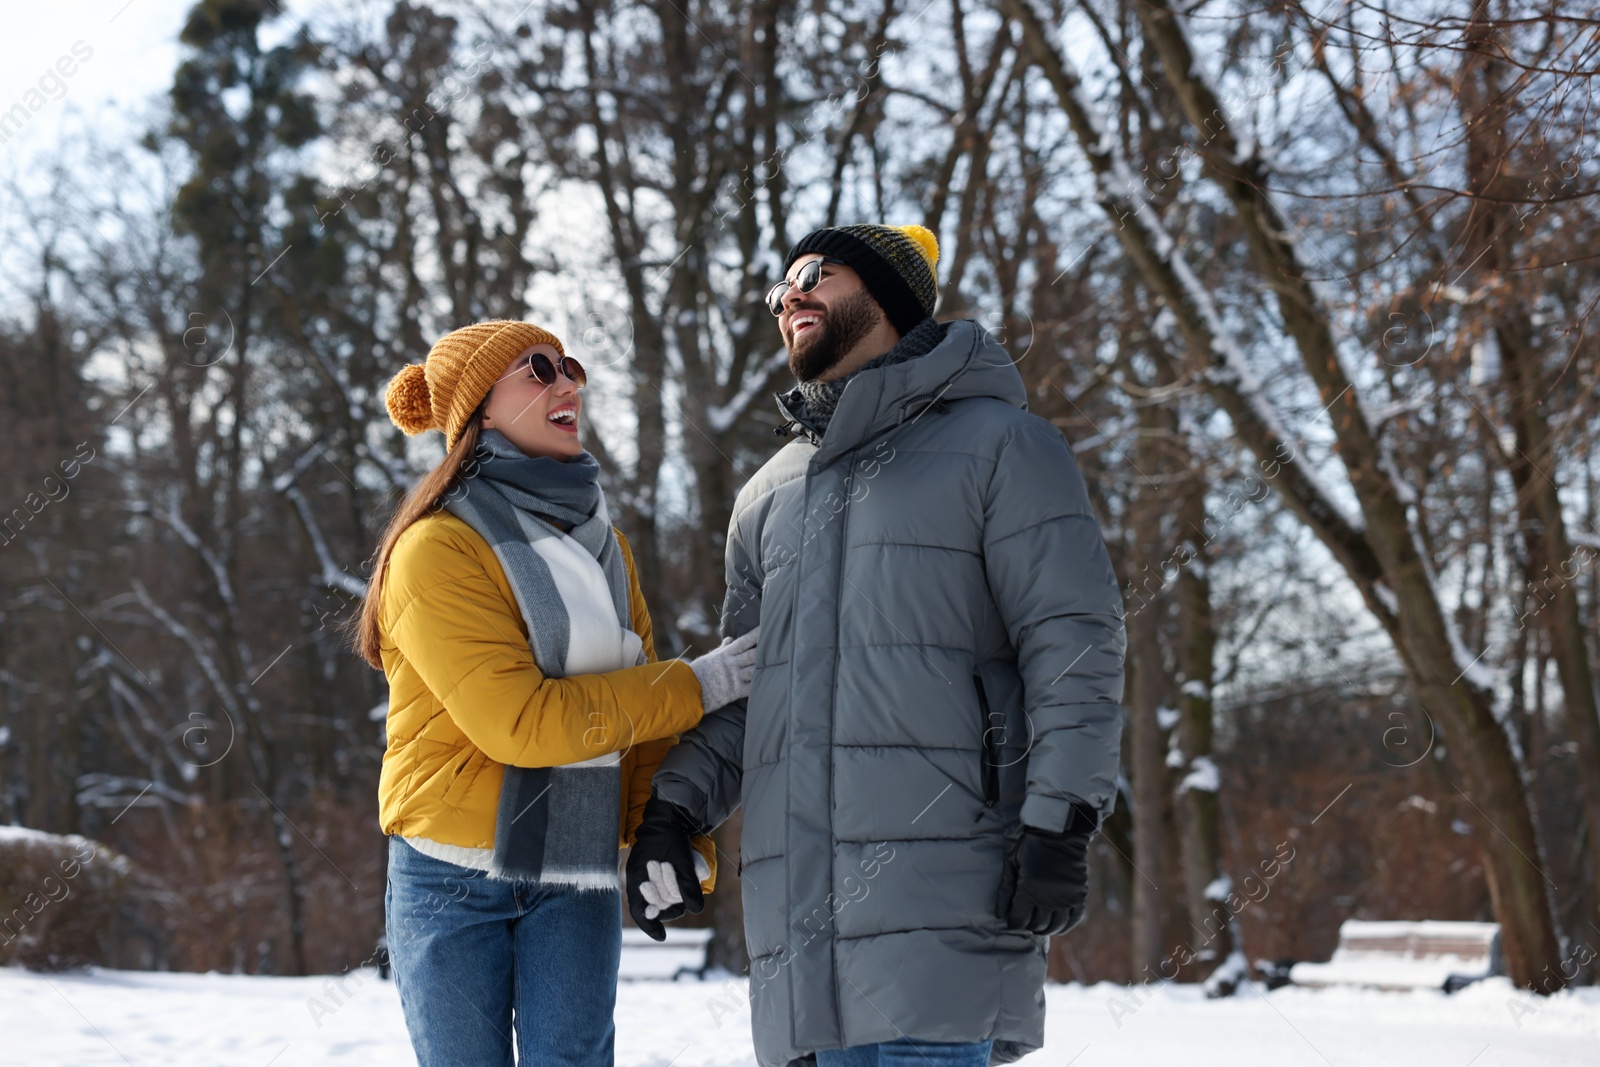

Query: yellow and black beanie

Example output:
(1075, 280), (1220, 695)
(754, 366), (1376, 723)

(782, 223), (939, 335)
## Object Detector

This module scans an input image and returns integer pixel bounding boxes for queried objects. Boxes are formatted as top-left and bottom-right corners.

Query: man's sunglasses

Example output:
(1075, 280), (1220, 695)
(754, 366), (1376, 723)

(526, 350), (587, 388)
(765, 256), (847, 317)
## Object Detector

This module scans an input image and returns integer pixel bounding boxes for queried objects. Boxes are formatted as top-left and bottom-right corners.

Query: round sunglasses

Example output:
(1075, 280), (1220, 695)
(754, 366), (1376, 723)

(765, 256), (848, 317)
(525, 349), (587, 388)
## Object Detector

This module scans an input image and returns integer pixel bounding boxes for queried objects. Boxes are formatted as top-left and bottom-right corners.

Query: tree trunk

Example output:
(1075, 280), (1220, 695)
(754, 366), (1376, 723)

(1127, 379), (1173, 980)
(578, 13), (668, 622)
(1174, 480), (1234, 985)
(1127, 593), (1169, 980)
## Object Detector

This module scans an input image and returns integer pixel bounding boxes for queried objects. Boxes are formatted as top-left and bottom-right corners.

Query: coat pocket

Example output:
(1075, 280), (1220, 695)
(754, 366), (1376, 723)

(439, 749), (482, 807)
(975, 672), (1000, 810)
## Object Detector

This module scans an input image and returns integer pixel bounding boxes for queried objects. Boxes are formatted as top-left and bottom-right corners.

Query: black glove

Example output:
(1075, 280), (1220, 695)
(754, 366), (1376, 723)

(996, 801), (1097, 937)
(625, 796), (706, 941)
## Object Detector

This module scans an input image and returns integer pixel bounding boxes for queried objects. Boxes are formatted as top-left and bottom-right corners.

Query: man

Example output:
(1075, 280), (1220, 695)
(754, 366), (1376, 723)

(626, 223), (1126, 1066)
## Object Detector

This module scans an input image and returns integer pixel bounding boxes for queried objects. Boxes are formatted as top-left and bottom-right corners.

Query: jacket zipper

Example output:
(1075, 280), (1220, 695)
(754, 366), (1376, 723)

(826, 456), (856, 1043)
(976, 672), (999, 809)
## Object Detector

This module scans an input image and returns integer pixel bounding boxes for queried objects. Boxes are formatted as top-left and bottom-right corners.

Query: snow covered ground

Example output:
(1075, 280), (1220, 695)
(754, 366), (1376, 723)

(3, 962), (1597, 1066)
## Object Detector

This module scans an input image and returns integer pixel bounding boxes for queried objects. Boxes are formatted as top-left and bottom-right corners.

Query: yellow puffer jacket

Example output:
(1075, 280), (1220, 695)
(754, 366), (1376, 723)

(377, 509), (716, 892)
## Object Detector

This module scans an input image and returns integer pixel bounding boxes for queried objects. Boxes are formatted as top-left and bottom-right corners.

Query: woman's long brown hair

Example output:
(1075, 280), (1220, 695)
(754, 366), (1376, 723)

(348, 412), (484, 669)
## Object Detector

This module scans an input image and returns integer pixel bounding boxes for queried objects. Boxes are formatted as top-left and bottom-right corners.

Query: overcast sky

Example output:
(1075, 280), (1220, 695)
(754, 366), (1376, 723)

(0, 2), (195, 170)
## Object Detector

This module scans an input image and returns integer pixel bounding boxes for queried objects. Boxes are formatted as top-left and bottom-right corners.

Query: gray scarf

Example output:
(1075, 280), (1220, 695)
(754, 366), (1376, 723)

(443, 429), (638, 888)
(788, 317), (949, 435)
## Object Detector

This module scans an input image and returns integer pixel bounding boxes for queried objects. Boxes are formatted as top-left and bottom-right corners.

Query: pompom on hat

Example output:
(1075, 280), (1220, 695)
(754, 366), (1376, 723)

(782, 223), (940, 335)
(384, 320), (566, 451)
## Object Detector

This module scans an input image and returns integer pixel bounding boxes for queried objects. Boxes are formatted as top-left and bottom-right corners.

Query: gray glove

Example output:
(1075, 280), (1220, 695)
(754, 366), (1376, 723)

(689, 627), (760, 713)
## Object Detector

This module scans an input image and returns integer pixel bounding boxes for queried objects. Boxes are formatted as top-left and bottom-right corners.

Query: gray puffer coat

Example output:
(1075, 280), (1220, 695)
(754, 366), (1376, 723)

(654, 319), (1126, 1066)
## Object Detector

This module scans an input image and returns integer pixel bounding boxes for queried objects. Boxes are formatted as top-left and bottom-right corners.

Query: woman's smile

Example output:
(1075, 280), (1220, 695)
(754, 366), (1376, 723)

(547, 400), (579, 433)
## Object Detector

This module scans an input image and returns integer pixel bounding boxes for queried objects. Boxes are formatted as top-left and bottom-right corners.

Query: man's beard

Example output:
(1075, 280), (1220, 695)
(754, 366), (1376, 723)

(787, 288), (880, 381)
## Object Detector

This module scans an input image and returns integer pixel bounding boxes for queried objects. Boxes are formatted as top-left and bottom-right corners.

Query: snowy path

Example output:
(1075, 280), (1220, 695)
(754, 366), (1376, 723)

(3, 965), (1596, 1066)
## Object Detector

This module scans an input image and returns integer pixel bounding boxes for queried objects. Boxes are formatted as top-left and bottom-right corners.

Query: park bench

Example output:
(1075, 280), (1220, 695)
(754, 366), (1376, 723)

(1288, 919), (1501, 993)
(618, 926), (714, 981)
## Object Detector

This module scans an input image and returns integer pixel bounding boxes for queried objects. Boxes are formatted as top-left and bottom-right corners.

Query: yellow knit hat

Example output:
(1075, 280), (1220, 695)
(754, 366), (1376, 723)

(385, 320), (567, 451)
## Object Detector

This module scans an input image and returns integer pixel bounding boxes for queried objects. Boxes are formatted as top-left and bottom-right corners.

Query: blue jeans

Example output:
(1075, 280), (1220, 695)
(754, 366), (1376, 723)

(817, 1039), (994, 1067)
(384, 835), (621, 1067)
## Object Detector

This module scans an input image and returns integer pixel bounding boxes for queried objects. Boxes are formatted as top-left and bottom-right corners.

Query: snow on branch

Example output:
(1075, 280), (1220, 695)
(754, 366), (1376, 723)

(1179, 755), (1221, 794)
(1006, 0), (1366, 540)
(129, 580), (245, 727)
(707, 348), (791, 435)
(283, 484), (368, 598)
(75, 772), (192, 811)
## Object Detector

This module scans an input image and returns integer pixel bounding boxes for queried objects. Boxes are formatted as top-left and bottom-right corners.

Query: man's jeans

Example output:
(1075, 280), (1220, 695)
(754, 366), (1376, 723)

(817, 1039), (995, 1066)
(384, 835), (621, 1067)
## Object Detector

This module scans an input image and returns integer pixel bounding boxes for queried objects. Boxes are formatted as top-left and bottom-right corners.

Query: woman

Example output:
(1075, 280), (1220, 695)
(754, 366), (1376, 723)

(350, 320), (757, 1066)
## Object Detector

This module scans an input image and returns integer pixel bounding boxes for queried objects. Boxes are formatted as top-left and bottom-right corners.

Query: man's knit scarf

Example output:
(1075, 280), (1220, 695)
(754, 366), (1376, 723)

(788, 317), (949, 436)
(443, 428), (642, 888)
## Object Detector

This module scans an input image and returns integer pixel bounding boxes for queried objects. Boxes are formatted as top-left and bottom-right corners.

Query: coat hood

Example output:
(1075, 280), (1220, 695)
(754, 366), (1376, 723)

(774, 319), (1028, 467)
